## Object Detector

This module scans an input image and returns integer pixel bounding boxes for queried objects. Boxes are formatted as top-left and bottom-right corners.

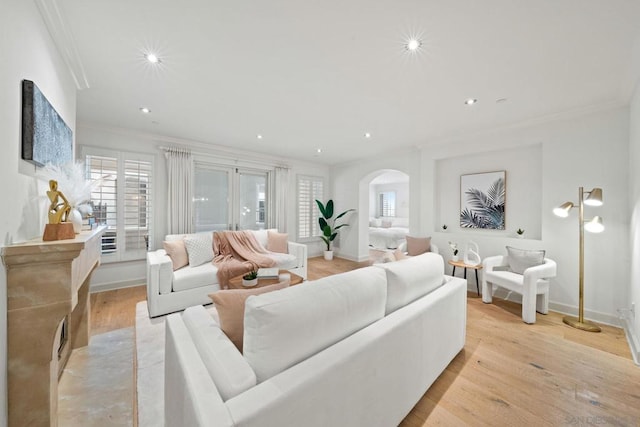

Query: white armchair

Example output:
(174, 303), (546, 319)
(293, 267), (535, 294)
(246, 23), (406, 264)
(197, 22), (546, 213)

(482, 255), (557, 324)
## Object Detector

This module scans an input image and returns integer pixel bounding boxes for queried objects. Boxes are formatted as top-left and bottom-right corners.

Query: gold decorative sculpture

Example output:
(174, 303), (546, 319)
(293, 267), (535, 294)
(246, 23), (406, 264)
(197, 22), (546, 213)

(46, 180), (71, 224)
(43, 179), (75, 241)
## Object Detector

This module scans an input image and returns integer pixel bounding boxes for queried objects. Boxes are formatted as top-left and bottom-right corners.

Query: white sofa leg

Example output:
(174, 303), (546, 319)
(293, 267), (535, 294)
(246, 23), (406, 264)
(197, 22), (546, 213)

(536, 292), (549, 314)
(482, 280), (493, 304)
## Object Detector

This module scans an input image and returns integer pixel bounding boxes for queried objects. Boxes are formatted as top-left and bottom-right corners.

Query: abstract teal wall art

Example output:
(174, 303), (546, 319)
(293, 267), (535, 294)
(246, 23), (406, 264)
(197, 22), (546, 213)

(21, 79), (72, 166)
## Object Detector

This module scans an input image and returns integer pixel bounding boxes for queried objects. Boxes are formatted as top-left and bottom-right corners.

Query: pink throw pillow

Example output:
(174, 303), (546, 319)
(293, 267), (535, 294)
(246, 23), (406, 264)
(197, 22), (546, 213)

(406, 236), (431, 256)
(163, 239), (188, 271)
(209, 282), (289, 352)
(267, 230), (288, 253)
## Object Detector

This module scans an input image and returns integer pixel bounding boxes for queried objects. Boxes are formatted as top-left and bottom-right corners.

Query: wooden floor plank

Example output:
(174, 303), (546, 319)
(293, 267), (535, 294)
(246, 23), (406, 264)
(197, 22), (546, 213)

(91, 256), (640, 425)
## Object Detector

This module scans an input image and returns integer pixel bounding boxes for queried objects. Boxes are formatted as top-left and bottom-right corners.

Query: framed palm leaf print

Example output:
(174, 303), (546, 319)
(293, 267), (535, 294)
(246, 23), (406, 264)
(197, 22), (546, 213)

(460, 171), (506, 230)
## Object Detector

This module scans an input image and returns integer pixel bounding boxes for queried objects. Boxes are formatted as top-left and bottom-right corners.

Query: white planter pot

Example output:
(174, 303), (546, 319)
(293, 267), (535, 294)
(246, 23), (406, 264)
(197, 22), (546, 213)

(324, 250), (334, 261)
(69, 208), (82, 234)
(517, 234), (524, 239)
(452, 254), (459, 262)
(242, 278), (258, 287)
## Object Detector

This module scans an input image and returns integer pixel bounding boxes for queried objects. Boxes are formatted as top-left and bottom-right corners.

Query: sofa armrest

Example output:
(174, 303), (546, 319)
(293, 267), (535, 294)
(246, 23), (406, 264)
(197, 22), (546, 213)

(288, 241), (307, 267)
(288, 241), (307, 279)
(523, 258), (557, 283)
(147, 249), (174, 298)
(482, 255), (509, 272)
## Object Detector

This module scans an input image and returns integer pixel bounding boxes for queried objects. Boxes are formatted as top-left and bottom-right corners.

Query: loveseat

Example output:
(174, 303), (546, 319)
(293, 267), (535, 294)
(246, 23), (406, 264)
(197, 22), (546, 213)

(164, 252), (467, 426)
(146, 229), (307, 317)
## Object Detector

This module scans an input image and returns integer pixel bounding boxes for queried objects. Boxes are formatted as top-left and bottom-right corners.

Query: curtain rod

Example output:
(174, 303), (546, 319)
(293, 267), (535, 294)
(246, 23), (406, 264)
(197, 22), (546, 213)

(158, 145), (290, 170)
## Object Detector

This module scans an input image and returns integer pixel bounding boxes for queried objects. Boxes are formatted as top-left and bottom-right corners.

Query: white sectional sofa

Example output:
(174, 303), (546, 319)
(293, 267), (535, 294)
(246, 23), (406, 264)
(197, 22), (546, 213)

(164, 252), (467, 426)
(146, 229), (307, 317)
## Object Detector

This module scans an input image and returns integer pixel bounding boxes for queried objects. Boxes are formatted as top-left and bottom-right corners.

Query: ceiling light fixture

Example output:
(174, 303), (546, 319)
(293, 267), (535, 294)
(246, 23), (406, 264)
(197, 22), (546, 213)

(405, 39), (422, 52)
(316, 148), (322, 154)
(139, 107), (151, 114)
(145, 53), (161, 64)
(364, 132), (371, 139)
(257, 134), (263, 140)
(465, 98), (478, 106)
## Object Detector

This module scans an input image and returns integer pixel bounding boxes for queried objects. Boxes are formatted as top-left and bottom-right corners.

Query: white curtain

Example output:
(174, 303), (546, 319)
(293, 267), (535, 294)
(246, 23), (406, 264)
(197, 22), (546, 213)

(273, 166), (290, 232)
(165, 147), (193, 234)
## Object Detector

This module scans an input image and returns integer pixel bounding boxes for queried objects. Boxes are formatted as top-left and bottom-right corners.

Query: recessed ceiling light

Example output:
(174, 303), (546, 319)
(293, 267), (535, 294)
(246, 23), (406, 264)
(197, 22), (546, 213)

(257, 134), (263, 140)
(496, 98), (508, 104)
(464, 98), (478, 106)
(140, 107), (151, 114)
(364, 132), (371, 139)
(405, 39), (422, 52)
(316, 148), (322, 154)
(145, 53), (161, 64)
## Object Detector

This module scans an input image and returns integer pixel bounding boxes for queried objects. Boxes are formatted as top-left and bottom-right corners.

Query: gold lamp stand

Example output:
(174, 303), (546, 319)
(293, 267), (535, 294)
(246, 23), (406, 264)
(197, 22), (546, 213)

(554, 187), (604, 333)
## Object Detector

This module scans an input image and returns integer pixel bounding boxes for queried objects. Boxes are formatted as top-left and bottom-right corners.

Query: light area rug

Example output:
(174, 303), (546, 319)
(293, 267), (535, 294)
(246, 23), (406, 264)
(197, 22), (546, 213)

(135, 301), (216, 427)
(58, 327), (134, 426)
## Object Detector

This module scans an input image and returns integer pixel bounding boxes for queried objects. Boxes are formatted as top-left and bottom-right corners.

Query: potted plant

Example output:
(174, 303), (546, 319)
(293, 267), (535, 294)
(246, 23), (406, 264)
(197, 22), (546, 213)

(516, 228), (525, 238)
(316, 199), (355, 261)
(442, 224), (448, 231)
(242, 270), (258, 287)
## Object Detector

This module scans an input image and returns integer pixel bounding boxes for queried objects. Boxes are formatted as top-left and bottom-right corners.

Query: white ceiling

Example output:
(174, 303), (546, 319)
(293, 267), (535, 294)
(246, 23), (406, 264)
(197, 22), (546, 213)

(57, 0), (640, 165)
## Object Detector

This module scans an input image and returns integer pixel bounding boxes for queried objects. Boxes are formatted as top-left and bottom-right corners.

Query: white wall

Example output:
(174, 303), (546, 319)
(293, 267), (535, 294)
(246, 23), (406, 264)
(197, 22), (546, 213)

(332, 107), (629, 325)
(628, 75), (640, 361)
(0, 1), (78, 425)
(76, 125), (331, 289)
(435, 144), (542, 239)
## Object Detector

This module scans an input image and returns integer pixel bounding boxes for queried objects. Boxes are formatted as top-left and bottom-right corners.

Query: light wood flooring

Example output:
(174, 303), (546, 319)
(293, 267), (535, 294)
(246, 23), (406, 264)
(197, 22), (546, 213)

(90, 256), (640, 426)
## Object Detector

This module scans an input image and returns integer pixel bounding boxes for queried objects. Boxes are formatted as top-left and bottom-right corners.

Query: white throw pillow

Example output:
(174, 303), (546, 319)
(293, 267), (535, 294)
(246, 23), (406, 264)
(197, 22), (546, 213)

(184, 233), (214, 267)
(182, 305), (256, 401)
(243, 267), (387, 382)
(375, 252), (444, 314)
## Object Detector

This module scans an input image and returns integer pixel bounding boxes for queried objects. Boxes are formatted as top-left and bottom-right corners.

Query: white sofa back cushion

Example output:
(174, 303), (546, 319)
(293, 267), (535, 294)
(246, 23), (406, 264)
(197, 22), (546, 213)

(182, 305), (257, 401)
(376, 252), (444, 314)
(243, 266), (387, 382)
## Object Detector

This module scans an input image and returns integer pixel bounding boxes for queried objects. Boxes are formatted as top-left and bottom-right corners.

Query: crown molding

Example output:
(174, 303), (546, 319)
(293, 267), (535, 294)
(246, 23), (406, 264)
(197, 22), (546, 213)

(35, 0), (90, 90)
(419, 99), (628, 150)
(75, 122), (329, 171)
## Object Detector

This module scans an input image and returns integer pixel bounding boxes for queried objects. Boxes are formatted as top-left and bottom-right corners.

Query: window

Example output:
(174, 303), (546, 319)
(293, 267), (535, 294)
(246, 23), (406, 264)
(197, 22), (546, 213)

(84, 148), (153, 261)
(379, 191), (396, 217)
(297, 175), (324, 240)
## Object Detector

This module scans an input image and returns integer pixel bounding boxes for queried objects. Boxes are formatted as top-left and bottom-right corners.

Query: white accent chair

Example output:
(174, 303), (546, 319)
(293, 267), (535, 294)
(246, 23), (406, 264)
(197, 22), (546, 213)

(482, 255), (557, 324)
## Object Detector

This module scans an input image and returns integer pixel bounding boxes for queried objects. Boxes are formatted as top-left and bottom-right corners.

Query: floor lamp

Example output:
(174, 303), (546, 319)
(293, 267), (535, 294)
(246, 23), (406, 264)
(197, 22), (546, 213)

(553, 187), (604, 332)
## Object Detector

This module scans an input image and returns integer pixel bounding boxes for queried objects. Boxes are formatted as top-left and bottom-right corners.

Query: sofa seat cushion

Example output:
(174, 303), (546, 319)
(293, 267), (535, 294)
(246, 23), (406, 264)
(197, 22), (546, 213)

(485, 270), (550, 294)
(266, 252), (298, 270)
(376, 252), (444, 314)
(173, 263), (219, 292)
(243, 266), (387, 382)
(182, 305), (257, 401)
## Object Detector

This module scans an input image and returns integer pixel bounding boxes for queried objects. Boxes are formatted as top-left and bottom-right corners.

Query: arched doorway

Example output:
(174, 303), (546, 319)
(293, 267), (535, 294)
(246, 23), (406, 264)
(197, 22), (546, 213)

(358, 169), (410, 257)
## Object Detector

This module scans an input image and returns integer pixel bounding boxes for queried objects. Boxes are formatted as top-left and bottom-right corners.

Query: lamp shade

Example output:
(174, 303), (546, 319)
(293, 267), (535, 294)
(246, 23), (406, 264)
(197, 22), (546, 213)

(553, 201), (574, 217)
(584, 216), (604, 233)
(584, 188), (603, 206)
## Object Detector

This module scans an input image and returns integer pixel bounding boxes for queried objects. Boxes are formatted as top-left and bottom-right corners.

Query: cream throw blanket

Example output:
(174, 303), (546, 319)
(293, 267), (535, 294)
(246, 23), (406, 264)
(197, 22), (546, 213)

(213, 230), (276, 288)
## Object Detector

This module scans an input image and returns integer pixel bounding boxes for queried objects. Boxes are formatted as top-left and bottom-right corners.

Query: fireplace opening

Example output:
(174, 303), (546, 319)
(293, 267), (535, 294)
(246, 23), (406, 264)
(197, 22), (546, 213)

(57, 316), (69, 360)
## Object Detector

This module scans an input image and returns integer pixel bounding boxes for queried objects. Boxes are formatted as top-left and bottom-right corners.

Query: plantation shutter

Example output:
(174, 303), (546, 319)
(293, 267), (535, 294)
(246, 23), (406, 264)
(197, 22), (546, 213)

(84, 148), (154, 261)
(124, 159), (152, 255)
(87, 155), (118, 254)
(297, 175), (324, 239)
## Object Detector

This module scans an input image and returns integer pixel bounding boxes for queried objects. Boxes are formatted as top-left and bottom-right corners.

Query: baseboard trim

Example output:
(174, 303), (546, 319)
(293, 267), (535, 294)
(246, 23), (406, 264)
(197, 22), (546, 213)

(620, 316), (640, 366)
(90, 278), (145, 293)
(489, 289), (621, 327)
